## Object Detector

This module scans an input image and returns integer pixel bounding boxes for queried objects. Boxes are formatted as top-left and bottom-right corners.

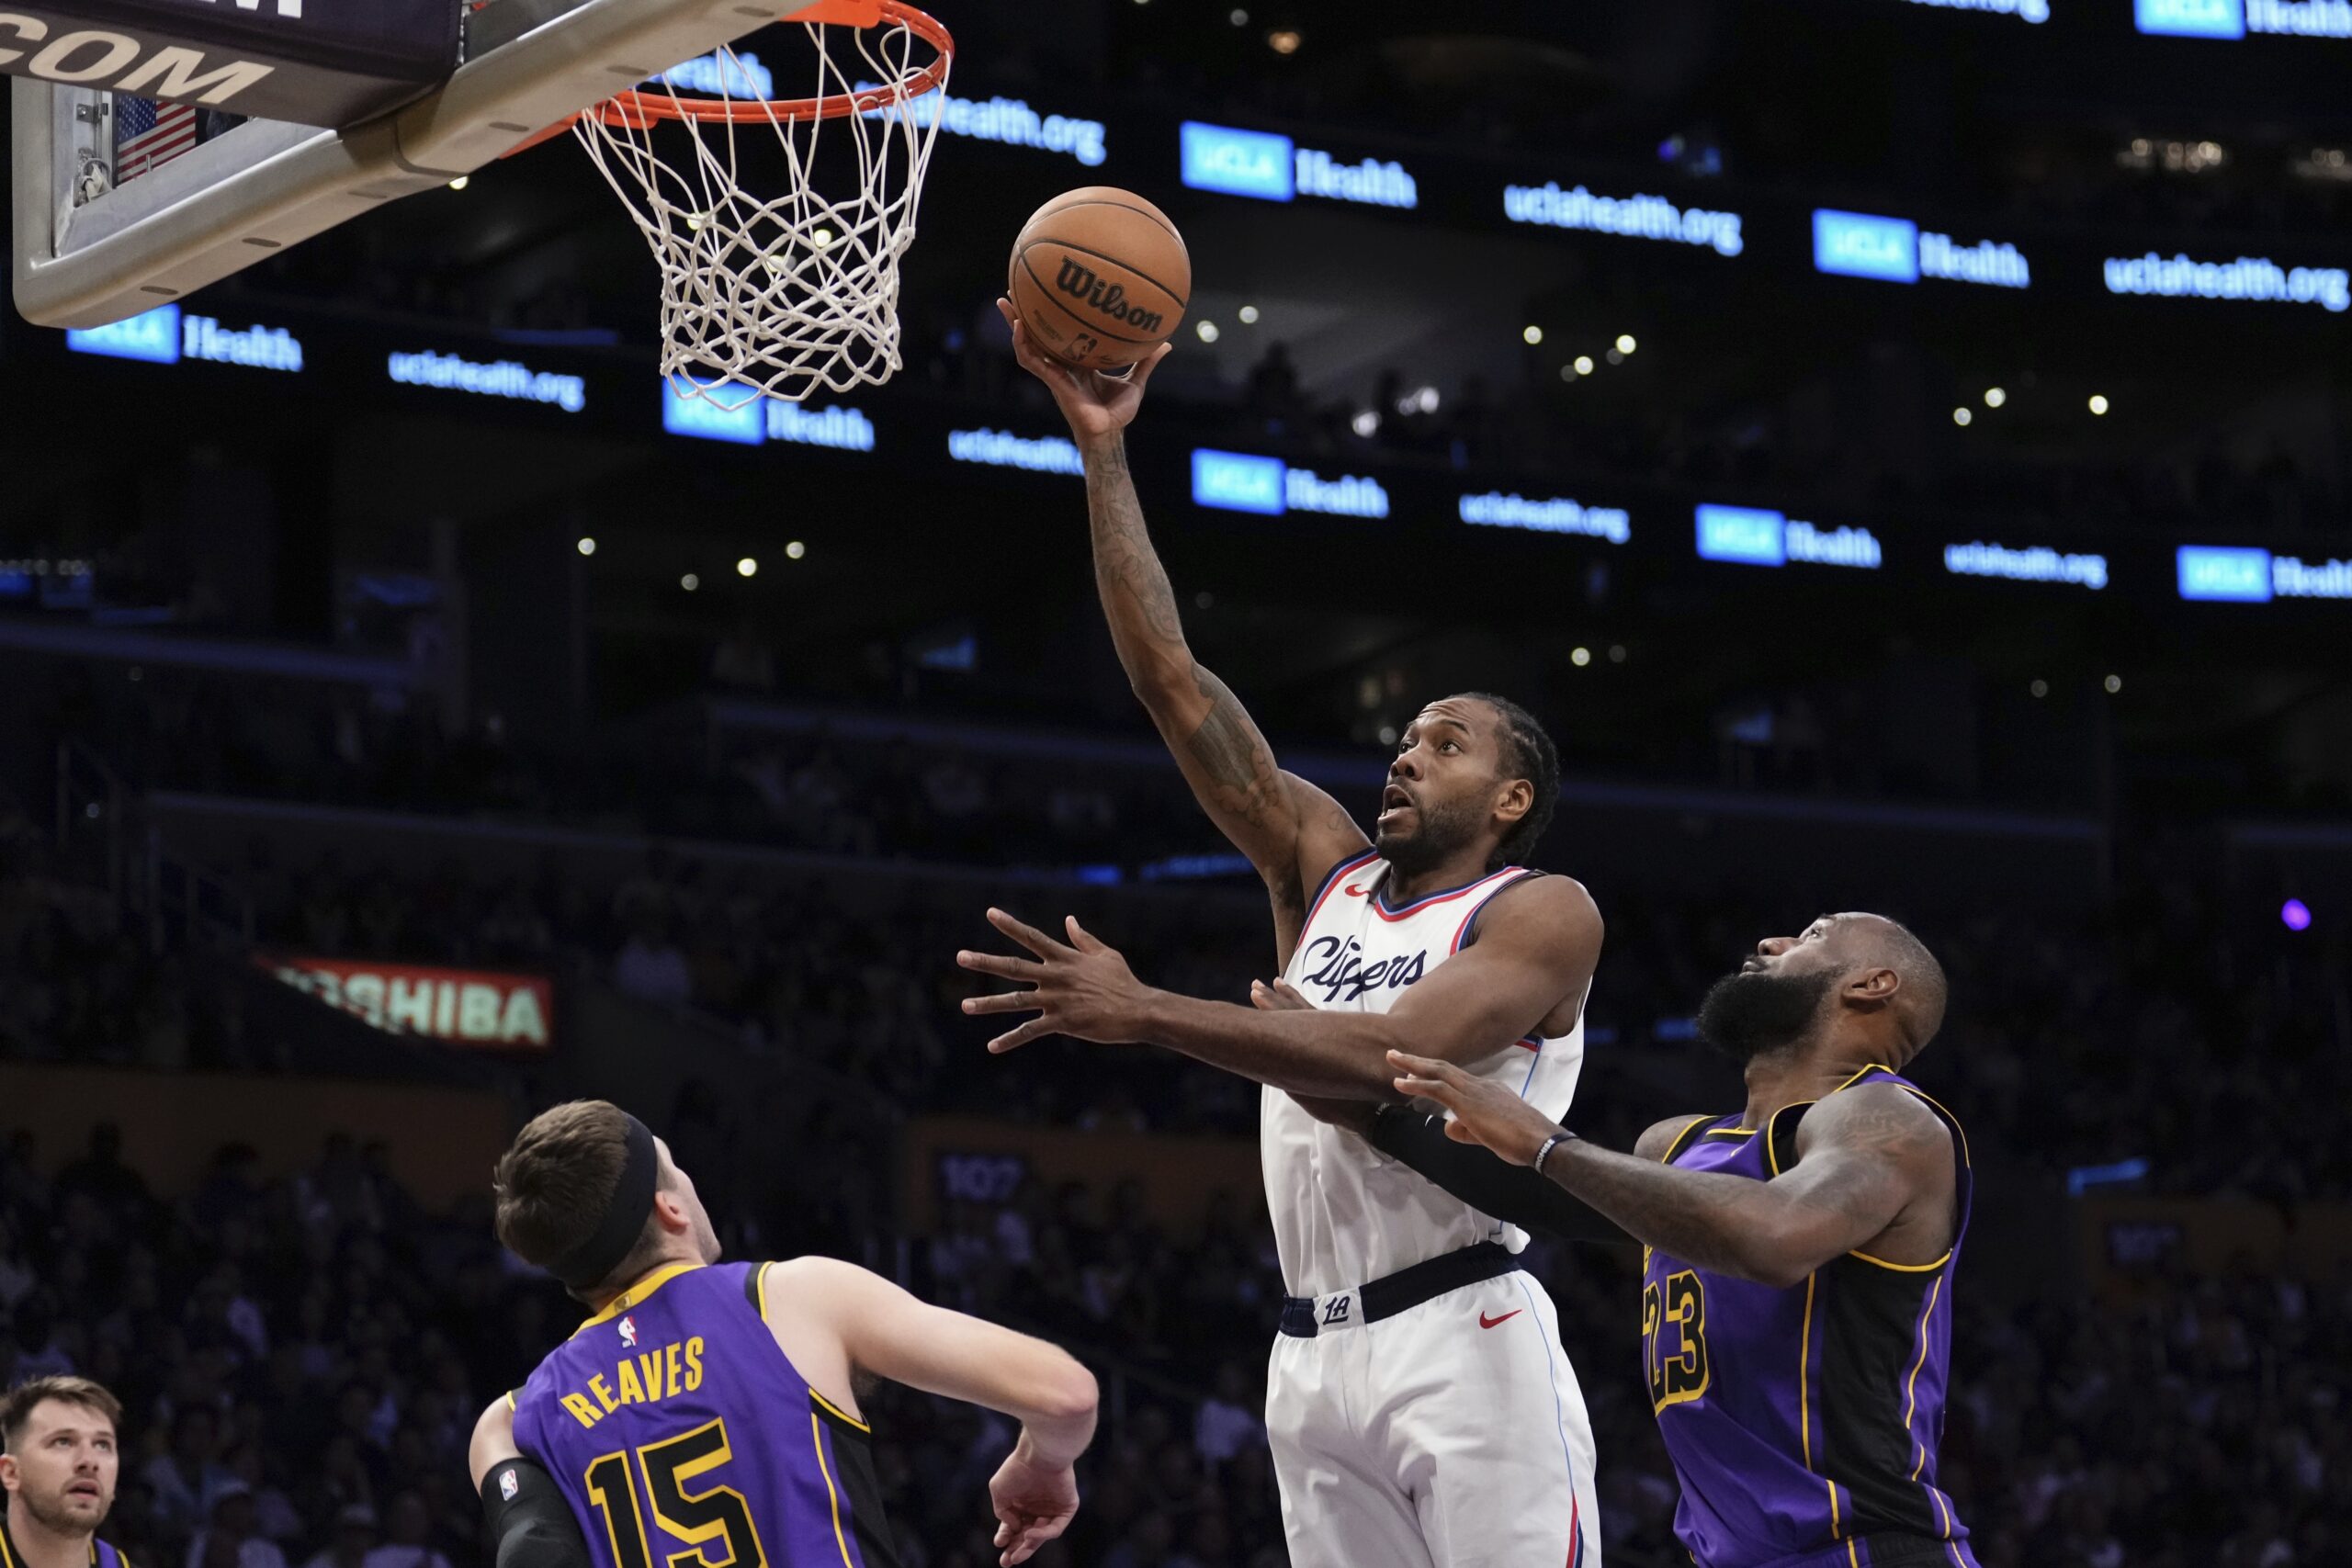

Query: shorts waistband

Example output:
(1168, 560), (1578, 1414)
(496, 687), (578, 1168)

(1278, 1242), (1520, 1337)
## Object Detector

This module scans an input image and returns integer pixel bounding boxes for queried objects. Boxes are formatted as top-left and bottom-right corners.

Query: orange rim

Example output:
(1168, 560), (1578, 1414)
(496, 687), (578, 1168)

(580, 0), (948, 130)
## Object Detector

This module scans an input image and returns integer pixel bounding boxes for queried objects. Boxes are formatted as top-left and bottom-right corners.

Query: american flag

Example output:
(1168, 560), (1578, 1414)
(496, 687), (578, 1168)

(115, 96), (198, 185)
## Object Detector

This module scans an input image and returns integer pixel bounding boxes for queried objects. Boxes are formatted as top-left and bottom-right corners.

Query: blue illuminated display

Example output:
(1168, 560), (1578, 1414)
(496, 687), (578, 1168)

(1814, 210), (2030, 288)
(660, 51), (772, 97)
(1813, 211), (1919, 283)
(1182, 122), (1294, 201)
(1696, 504), (1789, 566)
(1192, 451), (1287, 514)
(861, 85), (1107, 167)
(947, 428), (1083, 473)
(2136, 0), (2245, 34)
(67, 305), (302, 370)
(1697, 505), (1882, 570)
(391, 350), (582, 411)
(663, 384), (765, 445)
(1504, 183), (1744, 256)
(2178, 546), (2352, 601)
(1943, 541), (2108, 591)
(662, 383), (876, 448)
(1192, 450), (1388, 519)
(2104, 254), (2350, 312)
(67, 306), (182, 364)
(1180, 121), (1415, 209)
(2177, 546), (2273, 601)
(1461, 492), (1632, 544)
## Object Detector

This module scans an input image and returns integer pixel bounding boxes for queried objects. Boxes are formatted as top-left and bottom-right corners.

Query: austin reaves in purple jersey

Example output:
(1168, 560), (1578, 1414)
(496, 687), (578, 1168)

(467, 1101), (1101, 1568)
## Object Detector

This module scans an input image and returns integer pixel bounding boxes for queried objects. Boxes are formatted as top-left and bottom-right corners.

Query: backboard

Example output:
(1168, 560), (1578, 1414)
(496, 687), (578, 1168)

(12, 0), (821, 329)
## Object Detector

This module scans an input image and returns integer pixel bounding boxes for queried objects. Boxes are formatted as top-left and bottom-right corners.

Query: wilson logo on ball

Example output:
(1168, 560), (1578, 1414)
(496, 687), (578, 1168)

(1054, 258), (1166, 333)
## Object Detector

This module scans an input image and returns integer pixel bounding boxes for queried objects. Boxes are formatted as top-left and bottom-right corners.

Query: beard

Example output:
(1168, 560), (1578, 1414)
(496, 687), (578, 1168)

(21, 1483), (112, 1535)
(1696, 966), (1838, 1064)
(1374, 795), (1487, 877)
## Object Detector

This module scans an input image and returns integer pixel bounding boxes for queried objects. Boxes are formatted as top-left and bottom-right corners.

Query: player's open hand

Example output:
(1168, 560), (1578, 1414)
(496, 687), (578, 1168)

(959, 908), (1155, 1053)
(1386, 1049), (1564, 1167)
(997, 297), (1172, 441)
(987, 1440), (1080, 1566)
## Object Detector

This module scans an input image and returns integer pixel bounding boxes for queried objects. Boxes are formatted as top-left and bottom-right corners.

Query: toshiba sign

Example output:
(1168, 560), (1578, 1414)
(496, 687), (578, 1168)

(264, 955), (552, 1050)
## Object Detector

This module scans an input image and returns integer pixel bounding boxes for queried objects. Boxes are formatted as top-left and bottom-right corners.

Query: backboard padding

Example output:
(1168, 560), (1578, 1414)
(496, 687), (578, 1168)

(14, 0), (819, 329)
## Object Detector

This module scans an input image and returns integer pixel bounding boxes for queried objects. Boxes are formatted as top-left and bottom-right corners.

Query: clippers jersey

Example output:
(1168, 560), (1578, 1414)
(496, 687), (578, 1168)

(1268, 851), (1588, 1297)
(1641, 1067), (1979, 1568)
(512, 1262), (899, 1568)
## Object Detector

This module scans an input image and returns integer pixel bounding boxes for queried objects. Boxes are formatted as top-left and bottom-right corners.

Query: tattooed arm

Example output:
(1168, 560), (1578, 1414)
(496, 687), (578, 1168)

(1383, 1062), (1957, 1288)
(999, 299), (1368, 949)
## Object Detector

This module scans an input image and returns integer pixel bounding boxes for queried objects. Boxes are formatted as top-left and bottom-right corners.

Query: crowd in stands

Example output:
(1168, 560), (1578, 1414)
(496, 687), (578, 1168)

(3, 1084), (2345, 1568)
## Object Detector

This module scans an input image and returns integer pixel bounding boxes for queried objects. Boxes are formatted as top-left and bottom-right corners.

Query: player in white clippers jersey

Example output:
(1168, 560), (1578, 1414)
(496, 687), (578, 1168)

(958, 301), (1608, 1568)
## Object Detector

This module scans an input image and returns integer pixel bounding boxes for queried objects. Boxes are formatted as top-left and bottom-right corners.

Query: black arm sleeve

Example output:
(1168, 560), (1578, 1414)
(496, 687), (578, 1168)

(1369, 1109), (1632, 1245)
(481, 1457), (592, 1568)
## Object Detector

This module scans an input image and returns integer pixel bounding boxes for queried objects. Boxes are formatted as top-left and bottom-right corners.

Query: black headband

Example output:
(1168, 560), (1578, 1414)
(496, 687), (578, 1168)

(550, 1113), (660, 1292)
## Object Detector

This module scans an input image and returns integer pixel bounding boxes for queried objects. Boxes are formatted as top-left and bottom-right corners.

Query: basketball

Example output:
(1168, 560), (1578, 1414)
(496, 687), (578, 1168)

(1009, 186), (1192, 372)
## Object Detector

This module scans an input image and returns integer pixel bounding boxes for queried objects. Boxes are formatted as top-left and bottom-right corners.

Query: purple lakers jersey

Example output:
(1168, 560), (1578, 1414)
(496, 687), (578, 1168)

(1641, 1066), (1980, 1568)
(0, 1523), (130, 1568)
(512, 1261), (899, 1568)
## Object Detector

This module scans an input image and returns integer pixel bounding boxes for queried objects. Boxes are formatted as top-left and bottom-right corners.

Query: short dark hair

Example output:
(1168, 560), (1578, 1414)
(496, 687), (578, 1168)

(1459, 693), (1561, 870)
(492, 1101), (663, 1289)
(2, 1377), (122, 1451)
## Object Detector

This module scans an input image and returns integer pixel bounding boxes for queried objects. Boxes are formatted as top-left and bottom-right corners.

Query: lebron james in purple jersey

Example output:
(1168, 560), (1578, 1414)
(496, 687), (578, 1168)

(468, 1102), (1101, 1568)
(1347, 912), (1979, 1568)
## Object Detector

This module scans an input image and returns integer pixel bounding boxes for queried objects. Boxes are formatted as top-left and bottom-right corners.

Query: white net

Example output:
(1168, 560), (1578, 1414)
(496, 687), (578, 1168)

(572, 6), (951, 410)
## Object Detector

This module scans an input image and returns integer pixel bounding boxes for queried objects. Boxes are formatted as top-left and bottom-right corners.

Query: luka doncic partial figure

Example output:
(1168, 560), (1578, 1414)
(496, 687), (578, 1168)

(467, 1100), (1100, 1568)
(1296, 912), (1982, 1568)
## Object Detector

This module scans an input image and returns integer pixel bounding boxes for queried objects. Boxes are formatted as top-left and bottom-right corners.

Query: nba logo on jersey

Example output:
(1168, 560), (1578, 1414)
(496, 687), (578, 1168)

(498, 1469), (518, 1503)
(618, 1315), (638, 1348)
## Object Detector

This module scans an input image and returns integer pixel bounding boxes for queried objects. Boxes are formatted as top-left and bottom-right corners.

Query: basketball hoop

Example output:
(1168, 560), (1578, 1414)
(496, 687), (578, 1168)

(537, 0), (953, 409)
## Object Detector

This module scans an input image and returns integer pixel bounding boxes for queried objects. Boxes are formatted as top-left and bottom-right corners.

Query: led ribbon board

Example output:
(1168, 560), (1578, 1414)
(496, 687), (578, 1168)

(1180, 122), (1416, 209)
(68, 302), (300, 368)
(1813, 209), (2030, 288)
(2178, 546), (2352, 601)
(2138, 0), (2352, 34)
(1696, 504), (1882, 569)
(0, 0), (458, 126)
(1192, 450), (1388, 518)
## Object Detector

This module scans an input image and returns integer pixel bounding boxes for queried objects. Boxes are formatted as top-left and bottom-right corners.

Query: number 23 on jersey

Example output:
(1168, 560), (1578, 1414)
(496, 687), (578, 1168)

(1642, 1269), (1711, 1415)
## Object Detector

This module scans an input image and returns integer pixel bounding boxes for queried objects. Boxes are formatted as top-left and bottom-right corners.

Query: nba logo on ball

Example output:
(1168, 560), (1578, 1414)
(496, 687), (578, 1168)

(619, 1316), (638, 1348)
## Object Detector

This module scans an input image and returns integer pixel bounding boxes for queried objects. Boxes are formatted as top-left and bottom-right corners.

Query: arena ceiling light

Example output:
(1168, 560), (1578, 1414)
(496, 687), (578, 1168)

(1953, 407), (1973, 426)
(738, 558), (758, 578)
(1984, 387), (2007, 408)
(1615, 334), (1637, 355)
(786, 541), (808, 560)
(577, 537), (596, 557)
(1574, 355), (1594, 375)
(1267, 28), (1301, 53)
(2089, 394), (2111, 415)
(1523, 325), (1544, 344)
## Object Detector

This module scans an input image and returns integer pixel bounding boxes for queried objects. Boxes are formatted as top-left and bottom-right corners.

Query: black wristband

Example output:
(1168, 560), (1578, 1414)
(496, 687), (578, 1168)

(1532, 1130), (1576, 1176)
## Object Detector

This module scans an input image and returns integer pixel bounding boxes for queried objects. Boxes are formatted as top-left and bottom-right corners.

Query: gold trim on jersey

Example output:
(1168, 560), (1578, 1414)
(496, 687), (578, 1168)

(1702, 1128), (1758, 1138)
(753, 1261), (773, 1321)
(1658, 1116), (1713, 1165)
(1849, 1247), (1954, 1273)
(809, 1390), (870, 1434)
(1904, 1276), (1946, 1481)
(808, 1413), (855, 1567)
(574, 1262), (707, 1335)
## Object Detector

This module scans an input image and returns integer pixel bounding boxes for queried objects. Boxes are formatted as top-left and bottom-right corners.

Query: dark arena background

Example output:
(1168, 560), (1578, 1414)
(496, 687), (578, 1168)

(1, 2), (2348, 1566)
